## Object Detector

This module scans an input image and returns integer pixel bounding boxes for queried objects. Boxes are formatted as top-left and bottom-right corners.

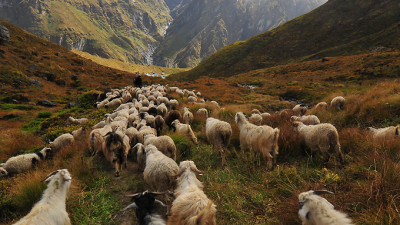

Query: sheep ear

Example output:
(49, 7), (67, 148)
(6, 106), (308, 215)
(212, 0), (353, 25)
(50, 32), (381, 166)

(313, 190), (334, 195)
(42, 170), (60, 183)
(290, 116), (296, 122)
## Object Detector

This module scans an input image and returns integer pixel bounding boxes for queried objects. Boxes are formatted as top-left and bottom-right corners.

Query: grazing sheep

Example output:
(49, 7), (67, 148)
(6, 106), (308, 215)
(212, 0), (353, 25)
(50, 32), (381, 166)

(102, 131), (127, 176)
(182, 107), (193, 124)
(137, 126), (157, 144)
(165, 110), (182, 130)
(209, 101), (220, 110)
(293, 104), (308, 116)
(367, 125), (400, 141)
(261, 112), (271, 124)
(157, 103), (168, 117)
(171, 119), (198, 144)
(122, 191), (170, 225)
(176, 90), (184, 98)
(0, 148), (51, 177)
(13, 169), (72, 225)
(144, 134), (177, 160)
(148, 107), (158, 117)
(71, 127), (88, 143)
(187, 96), (197, 103)
(298, 190), (353, 225)
(96, 99), (109, 108)
(88, 118), (113, 156)
(196, 108), (208, 118)
(169, 87), (178, 92)
(105, 98), (122, 109)
(205, 117), (232, 166)
(68, 116), (88, 124)
(157, 96), (169, 106)
(293, 121), (345, 164)
(291, 115), (320, 125)
(249, 113), (262, 125)
(235, 112), (280, 170)
(330, 96), (345, 110)
(169, 99), (179, 110)
(92, 120), (106, 129)
(125, 127), (139, 148)
(314, 102), (328, 111)
(50, 133), (75, 153)
(134, 143), (146, 172)
(168, 161), (217, 225)
(155, 115), (165, 136)
(143, 144), (179, 192)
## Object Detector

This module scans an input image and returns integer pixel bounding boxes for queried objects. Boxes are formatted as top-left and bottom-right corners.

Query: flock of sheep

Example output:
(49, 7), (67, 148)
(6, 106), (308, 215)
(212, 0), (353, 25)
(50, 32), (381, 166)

(2, 84), (400, 225)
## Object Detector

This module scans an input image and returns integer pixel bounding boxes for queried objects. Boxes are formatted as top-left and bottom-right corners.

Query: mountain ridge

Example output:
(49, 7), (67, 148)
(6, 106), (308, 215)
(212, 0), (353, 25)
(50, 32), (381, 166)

(169, 0), (400, 81)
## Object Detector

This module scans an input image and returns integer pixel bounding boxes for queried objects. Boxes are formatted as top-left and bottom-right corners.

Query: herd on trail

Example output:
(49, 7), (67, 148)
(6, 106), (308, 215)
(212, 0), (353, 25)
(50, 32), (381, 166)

(1, 84), (399, 225)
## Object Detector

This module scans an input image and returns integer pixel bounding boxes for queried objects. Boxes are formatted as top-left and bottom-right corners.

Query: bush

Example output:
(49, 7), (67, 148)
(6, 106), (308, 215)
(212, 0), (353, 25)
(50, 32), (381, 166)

(37, 111), (52, 118)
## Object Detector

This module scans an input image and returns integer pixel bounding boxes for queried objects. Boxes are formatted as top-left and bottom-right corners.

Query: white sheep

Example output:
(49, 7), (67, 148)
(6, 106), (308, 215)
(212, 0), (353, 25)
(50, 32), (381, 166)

(209, 101), (220, 110)
(235, 112), (280, 170)
(50, 133), (75, 153)
(293, 104), (308, 116)
(187, 96), (197, 103)
(182, 107), (193, 124)
(196, 108), (208, 118)
(293, 121), (345, 164)
(169, 99), (179, 110)
(156, 103), (168, 117)
(171, 119), (198, 144)
(298, 190), (353, 225)
(314, 102), (328, 111)
(168, 161), (217, 225)
(105, 98), (122, 109)
(71, 127), (88, 143)
(291, 115), (320, 125)
(143, 144), (179, 192)
(144, 134), (177, 160)
(0, 148), (51, 177)
(13, 169), (72, 225)
(248, 113), (262, 125)
(330, 96), (345, 110)
(137, 126), (157, 144)
(367, 125), (400, 141)
(205, 117), (232, 166)
(68, 116), (88, 124)
(88, 117), (112, 156)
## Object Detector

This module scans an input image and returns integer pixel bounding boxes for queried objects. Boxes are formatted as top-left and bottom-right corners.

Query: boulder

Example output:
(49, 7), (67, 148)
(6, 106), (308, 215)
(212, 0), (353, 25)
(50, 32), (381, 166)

(37, 100), (56, 107)
(0, 23), (10, 43)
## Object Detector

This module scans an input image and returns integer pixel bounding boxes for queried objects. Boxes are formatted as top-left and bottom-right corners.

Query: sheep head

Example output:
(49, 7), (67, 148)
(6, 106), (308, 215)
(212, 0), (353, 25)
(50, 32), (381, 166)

(178, 160), (203, 176)
(0, 167), (8, 177)
(42, 169), (72, 184)
(234, 112), (247, 124)
(298, 190), (335, 222)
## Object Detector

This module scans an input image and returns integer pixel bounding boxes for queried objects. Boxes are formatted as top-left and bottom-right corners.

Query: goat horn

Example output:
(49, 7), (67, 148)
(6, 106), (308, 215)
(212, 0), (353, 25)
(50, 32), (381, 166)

(314, 190), (334, 195)
(125, 193), (141, 198)
(149, 191), (173, 196)
(41, 170), (59, 182)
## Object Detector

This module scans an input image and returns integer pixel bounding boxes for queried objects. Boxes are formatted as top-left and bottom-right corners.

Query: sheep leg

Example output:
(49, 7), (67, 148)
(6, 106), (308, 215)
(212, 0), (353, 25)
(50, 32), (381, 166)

(319, 146), (330, 163)
(219, 146), (227, 167)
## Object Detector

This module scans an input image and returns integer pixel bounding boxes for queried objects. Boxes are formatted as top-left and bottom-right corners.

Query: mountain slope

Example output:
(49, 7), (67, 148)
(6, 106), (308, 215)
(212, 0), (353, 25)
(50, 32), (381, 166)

(0, 20), (161, 107)
(154, 0), (327, 68)
(170, 0), (400, 81)
(0, 0), (171, 64)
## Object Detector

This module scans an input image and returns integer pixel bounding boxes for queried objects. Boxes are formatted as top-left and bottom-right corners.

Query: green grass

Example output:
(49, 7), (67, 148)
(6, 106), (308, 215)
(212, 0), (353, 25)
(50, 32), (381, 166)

(0, 104), (36, 111)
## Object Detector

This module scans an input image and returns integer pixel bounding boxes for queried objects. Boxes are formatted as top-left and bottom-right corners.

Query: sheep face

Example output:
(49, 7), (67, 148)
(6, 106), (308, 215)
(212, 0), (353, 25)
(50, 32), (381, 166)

(298, 190), (335, 224)
(0, 167), (8, 177)
(178, 160), (203, 176)
(43, 169), (72, 185)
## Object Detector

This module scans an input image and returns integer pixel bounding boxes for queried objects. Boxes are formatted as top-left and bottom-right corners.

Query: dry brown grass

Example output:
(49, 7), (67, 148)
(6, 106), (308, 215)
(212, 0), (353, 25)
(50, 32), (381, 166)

(0, 129), (43, 161)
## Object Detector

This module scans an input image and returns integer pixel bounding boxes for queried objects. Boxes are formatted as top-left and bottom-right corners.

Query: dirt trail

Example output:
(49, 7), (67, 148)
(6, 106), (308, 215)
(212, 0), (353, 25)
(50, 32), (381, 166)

(110, 161), (142, 225)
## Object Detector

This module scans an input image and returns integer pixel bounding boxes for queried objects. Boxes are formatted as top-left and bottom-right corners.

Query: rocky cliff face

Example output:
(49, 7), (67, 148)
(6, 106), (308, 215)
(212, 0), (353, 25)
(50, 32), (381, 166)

(154, 0), (327, 68)
(0, 0), (171, 64)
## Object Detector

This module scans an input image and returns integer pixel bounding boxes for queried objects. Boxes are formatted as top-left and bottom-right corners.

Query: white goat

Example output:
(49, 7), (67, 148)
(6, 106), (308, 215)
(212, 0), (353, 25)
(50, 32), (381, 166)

(13, 169), (72, 225)
(298, 190), (353, 225)
(168, 161), (216, 225)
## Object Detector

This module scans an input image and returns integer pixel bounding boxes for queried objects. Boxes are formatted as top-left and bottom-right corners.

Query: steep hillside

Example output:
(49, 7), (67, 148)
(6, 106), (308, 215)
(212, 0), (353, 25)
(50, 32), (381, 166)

(154, 0), (327, 68)
(0, 20), (160, 109)
(171, 0), (400, 81)
(0, 0), (171, 64)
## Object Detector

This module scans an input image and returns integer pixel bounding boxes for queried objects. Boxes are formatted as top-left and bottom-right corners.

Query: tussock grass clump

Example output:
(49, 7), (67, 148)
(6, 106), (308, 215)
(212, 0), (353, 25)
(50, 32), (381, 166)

(0, 129), (43, 161)
(169, 133), (194, 160)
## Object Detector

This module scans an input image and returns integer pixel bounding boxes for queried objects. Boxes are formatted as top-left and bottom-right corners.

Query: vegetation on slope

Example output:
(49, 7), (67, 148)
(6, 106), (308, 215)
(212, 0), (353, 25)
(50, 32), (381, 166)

(73, 50), (187, 75)
(170, 0), (400, 81)
(0, 0), (171, 63)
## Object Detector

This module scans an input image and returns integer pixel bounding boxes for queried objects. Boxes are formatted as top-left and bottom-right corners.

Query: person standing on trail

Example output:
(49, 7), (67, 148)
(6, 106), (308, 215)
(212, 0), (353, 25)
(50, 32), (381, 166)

(134, 73), (142, 88)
